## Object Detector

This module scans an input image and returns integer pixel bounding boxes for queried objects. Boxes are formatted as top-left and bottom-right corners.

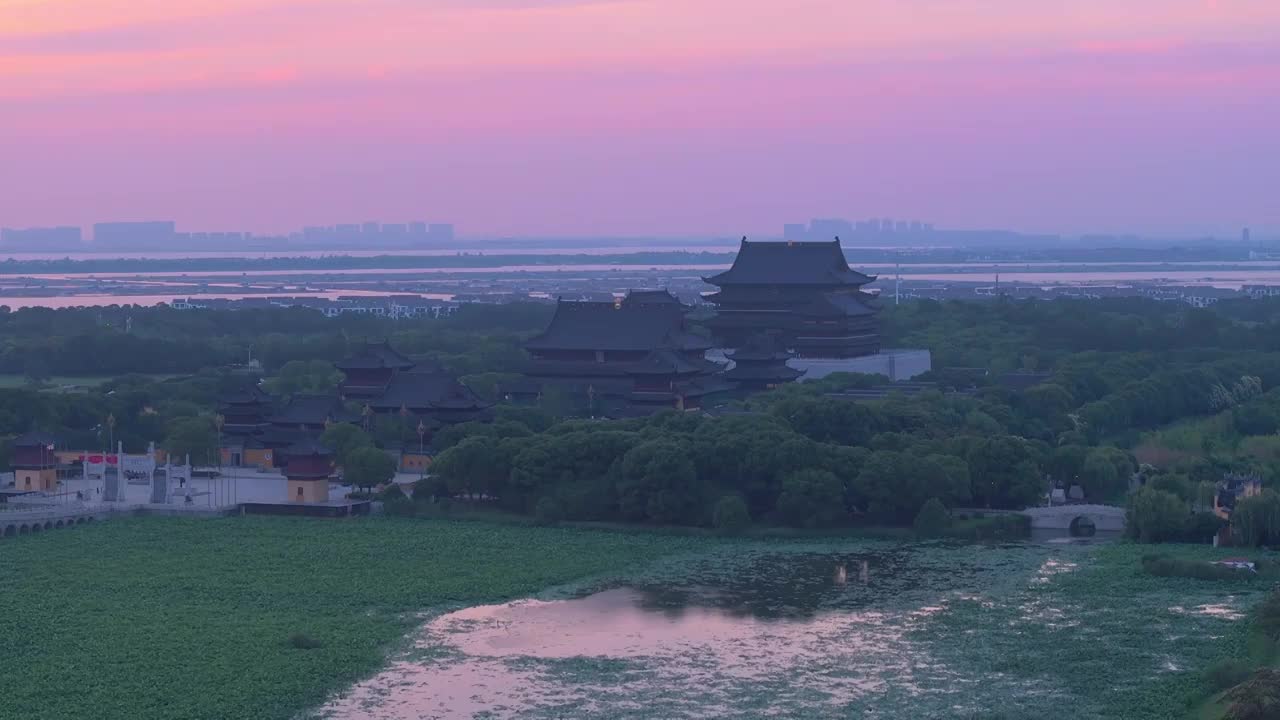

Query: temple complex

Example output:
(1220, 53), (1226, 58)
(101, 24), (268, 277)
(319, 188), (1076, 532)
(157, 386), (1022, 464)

(515, 290), (730, 413)
(704, 238), (881, 358)
(218, 339), (489, 468)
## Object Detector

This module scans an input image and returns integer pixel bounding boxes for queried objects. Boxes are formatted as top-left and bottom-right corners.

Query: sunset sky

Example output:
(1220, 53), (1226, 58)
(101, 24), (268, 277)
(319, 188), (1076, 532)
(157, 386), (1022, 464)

(1, 0), (1277, 237)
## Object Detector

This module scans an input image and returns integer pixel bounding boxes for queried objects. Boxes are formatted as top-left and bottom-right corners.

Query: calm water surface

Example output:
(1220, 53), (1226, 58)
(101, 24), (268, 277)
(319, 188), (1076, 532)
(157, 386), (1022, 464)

(316, 541), (1249, 720)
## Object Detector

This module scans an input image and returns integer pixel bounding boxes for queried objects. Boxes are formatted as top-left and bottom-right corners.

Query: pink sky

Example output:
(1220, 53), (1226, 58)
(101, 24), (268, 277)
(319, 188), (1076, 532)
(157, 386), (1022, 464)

(1, 0), (1277, 238)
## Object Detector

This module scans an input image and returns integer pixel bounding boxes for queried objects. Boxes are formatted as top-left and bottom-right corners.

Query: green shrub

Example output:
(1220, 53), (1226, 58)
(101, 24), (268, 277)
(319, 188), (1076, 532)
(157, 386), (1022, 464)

(712, 495), (751, 534)
(1256, 591), (1280, 642)
(1224, 669), (1280, 720)
(1206, 659), (1253, 692)
(286, 633), (323, 650)
(1181, 511), (1225, 543)
(950, 514), (1031, 541)
(1140, 554), (1253, 582)
(1127, 487), (1189, 543)
(913, 498), (952, 538)
(534, 496), (564, 525)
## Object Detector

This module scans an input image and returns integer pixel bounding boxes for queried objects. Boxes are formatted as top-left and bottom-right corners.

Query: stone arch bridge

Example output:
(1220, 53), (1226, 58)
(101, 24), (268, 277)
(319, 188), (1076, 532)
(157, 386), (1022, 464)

(0, 507), (105, 539)
(1020, 504), (1126, 532)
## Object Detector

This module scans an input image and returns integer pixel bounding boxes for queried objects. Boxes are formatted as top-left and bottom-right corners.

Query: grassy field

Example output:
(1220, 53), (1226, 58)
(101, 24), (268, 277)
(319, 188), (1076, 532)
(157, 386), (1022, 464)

(0, 516), (700, 720)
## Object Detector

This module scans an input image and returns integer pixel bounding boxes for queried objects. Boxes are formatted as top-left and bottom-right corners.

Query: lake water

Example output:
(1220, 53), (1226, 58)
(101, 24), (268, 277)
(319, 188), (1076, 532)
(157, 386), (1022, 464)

(316, 541), (1252, 720)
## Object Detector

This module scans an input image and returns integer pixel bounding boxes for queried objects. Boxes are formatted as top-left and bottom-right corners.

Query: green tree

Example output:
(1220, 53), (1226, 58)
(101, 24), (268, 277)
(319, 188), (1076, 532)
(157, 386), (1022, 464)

(1233, 401), (1280, 436)
(613, 440), (704, 525)
(1049, 445), (1090, 485)
(1126, 487), (1188, 543)
(265, 360), (342, 397)
(1080, 449), (1124, 502)
(429, 435), (517, 500)
(776, 468), (846, 528)
(854, 451), (970, 523)
(712, 494), (751, 534)
(1233, 490), (1280, 547)
(343, 446), (397, 494)
(163, 416), (219, 465)
(913, 498), (952, 537)
(319, 423), (374, 467)
(967, 436), (1046, 509)
(1146, 473), (1194, 503)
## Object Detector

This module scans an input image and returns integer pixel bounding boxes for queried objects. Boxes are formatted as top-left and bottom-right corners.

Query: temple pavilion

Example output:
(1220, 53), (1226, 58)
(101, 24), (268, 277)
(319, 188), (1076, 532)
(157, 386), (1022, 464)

(704, 238), (881, 358)
(513, 289), (730, 413)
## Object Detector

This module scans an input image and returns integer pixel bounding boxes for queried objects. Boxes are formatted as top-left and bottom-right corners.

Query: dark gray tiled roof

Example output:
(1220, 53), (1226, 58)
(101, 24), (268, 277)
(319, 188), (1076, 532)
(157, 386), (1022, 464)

(704, 239), (876, 286)
(526, 300), (711, 353)
(369, 369), (489, 412)
(335, 340), (416, 370)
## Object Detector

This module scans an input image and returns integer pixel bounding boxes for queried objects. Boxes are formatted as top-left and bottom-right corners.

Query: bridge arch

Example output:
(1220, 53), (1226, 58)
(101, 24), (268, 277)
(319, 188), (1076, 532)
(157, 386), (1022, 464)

(1069, 516), (1097, 537)
(18, 524), (29, 534)
(3, 524), (14, 537)
(1021, 504), (1126, 532)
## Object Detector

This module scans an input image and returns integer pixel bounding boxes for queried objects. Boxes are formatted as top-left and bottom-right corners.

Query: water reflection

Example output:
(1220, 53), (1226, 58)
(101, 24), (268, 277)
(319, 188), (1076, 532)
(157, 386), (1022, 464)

(318, 547), (983, 719)
(316, 542), (1243, 720)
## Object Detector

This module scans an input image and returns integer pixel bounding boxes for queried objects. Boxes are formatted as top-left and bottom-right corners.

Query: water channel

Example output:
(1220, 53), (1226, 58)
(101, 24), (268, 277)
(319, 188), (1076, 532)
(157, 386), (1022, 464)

(316, 539), (1253, 720)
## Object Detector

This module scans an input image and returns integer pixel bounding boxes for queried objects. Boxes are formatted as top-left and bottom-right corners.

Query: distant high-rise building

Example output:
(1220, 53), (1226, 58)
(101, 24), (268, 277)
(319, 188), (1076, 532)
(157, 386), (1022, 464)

(382, 223), (407, 236)
(93, 221), (175, 247)
(361, 221), (380, 236)
(408, 221), (427, 235)
(783, 223), (807, 241)
(809, 218), (853, 240)
(1, 226), (83, 247)
(1243, 227), (1252, 245)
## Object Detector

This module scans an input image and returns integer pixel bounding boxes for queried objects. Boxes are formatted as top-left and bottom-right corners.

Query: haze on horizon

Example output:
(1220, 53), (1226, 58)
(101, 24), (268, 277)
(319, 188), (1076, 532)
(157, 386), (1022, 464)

(1, 0), (1277, 239)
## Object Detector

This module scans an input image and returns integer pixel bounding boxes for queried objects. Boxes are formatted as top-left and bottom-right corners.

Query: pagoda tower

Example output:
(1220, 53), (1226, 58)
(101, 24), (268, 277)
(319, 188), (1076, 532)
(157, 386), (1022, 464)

(282, 439), (334, 503)
(12, 432), (58, 492)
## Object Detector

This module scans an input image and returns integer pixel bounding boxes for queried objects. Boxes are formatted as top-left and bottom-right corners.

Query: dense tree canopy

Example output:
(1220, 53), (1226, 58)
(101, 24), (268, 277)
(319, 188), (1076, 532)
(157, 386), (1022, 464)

(7, 297), (1280, 534)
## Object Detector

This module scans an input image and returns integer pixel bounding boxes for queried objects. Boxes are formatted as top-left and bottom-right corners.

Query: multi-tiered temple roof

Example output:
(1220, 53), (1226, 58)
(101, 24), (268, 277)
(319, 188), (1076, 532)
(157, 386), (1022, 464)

(335, 341), (492, 425)
(516, 290), (729, 413)
(704, 239), (881, 358)
(722, 334), (805, 390)
(336, 341), (416, 398)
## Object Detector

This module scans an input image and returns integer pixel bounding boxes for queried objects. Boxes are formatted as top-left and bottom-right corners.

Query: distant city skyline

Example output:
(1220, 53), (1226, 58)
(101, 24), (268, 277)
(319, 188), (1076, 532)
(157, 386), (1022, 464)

(1, 216), (1273, 248)
(1, 1), (1277, 237)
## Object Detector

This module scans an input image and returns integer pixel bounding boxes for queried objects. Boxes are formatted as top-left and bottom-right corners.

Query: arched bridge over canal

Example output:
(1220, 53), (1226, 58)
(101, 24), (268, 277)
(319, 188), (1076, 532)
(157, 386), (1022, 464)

(1021, 504), (1126, 533)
